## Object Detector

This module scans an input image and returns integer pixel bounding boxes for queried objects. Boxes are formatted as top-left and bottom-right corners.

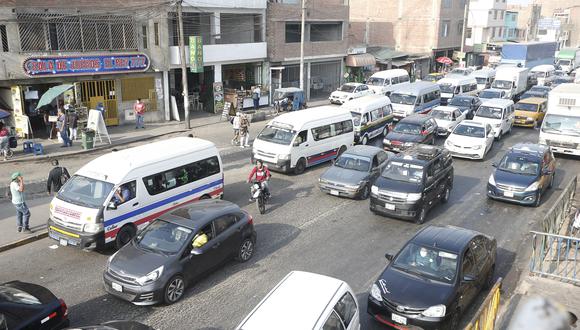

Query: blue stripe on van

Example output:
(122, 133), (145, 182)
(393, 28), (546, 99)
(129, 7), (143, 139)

(104, 178), (224, 227)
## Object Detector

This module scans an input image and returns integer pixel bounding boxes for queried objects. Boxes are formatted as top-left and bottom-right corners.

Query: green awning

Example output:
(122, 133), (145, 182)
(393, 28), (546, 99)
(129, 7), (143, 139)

(36, 84), (74, 109)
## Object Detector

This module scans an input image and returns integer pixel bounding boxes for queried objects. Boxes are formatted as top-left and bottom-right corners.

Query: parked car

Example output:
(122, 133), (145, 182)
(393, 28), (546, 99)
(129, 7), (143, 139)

(329, 83), (373, 105)
(430, 106), (466, 136)
(472, 98), (515, 140)
(103, 200), (257, 305)
(487, 143), (556, 207)
(0, 281), (69, 330)
(319, 145), (392, 199)
(478, 88), (507, 100)
(514, 97), (547, 128)
(65, 320), (155, 330)
(383, 115), (438, 152)
(447, 95), (481, 119)
(444, 120), (495, 160)
(370, 145), (454, 224)
(368, 225), (497, 330)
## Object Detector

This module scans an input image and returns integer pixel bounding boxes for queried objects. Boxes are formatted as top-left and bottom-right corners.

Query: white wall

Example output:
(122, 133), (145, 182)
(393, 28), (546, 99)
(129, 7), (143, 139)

(184, 0), (266, 9)
(169, 43), (267, 66)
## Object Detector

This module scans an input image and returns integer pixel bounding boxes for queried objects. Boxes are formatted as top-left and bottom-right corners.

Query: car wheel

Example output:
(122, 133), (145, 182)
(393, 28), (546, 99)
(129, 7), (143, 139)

(361, 135), (369, 145)
(484, 265), (495, 290)
(549, 172), (555, 189)
(382, 126), (389, 137)
(236, 238), (255, 262)
(534, 191), (542, 207)
(441, 186), (451, 203)
(415, 207), (427, 224)
(115, 225), (136, 250)
(496, 131), (502, 141)
(359, 184), (370, 200)
(294, 158), (306, 175)
(164, 275), (185, 305)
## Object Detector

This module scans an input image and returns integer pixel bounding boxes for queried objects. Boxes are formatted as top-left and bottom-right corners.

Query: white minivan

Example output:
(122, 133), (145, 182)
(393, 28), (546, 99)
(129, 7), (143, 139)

(366, 69), (410, 95)
(539, 83), (580, 155)
(437, 76), (478, 105)
(470, 68), (496, 91)
(252, 106), (354, 174)
(236, 271), (360, 330)
(340, 94), (394, 145)
(48, 137), (224, 250)
(473, 98), (515, 139)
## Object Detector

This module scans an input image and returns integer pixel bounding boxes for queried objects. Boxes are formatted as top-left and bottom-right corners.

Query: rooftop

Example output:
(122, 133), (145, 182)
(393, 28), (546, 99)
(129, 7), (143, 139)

(413, 225), (479, 254)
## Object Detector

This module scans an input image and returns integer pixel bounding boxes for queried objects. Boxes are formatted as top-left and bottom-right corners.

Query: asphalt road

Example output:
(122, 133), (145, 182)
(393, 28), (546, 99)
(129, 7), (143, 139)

(0, 124), (578, 330)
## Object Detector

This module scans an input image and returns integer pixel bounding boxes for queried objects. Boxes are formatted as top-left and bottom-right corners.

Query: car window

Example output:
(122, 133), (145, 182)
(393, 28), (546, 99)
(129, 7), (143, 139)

(471, 238), (489, 269)
(376, 151), (388, 164)
(334, 292), (357, 329)
(454, 110), (462, 118)
(111, 180), (136, 206)
(461, 248), (476, 276)
(372, 156), (379, 169)
(296, 130), (308, 145)
(370, 109), (380, 121)
(213, 214), (237, 237)
(323, 310), (345, 330)
(392, 76), (400, 84)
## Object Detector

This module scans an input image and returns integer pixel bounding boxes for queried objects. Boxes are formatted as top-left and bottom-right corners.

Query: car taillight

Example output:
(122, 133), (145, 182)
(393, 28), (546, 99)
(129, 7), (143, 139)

(421, 130), (428, 135)
(59, 298), (68, 317)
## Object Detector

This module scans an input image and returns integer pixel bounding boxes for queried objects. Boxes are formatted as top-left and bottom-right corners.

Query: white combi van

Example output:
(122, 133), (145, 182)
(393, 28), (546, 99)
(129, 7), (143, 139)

(437, 76), (478, 105)
(48, 137), (223, 249)
(470, 68), (496, 91)
(539, 83), (580, 155)
(530, 64), (556, 86)
(252, 106), (354, 174)
(473, 98), (515, 139)
(389, 81), (441, 120)
(236, 271), (360, 330)
(340, 94), (394, 145)
(366, 69), (410, 95)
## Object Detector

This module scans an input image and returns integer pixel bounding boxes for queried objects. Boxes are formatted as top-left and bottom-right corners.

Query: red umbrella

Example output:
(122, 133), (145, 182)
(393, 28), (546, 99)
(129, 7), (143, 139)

(436, 56), (453, 65)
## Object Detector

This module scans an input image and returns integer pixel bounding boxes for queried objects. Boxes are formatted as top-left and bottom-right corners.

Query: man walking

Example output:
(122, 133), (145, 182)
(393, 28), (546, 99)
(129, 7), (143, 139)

(252, 85), (261, 110)
(10, 172), (31, 233)
(67, 110), (78, 141)
(134, 99), (146, 129)
(47, 159), (70, 195)
(231, 112), (241, 145)
(239, 112), (250, 148)
(57, 109), (72, 147)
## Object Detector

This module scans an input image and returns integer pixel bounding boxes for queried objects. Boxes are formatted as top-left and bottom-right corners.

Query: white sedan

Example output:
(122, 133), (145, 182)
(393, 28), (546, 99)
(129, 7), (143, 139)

(329, 83), (373, 104)
(430, 106), (466, 136)
(444, 120), (495, 160)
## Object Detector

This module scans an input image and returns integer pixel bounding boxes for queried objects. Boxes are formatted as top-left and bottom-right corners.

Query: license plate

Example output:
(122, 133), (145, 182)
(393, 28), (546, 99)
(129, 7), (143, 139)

(330, 190), (339, 196)
(112, 282), (123, 292)
(392, 313), (407, 325)
(503, 191), (514, 197)
(385, 203), (395, 210)
(59, 238), (68, 246)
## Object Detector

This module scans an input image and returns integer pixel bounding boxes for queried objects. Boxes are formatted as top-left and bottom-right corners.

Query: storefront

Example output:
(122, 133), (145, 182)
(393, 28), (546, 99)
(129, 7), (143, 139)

(272, 58), (343, 101)
(345, 48), (376, 84)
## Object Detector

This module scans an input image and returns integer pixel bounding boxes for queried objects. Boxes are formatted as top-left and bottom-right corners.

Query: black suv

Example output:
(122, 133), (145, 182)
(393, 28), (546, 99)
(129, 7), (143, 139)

(383, 115), (438, 153)
(370, 145), (454, 224)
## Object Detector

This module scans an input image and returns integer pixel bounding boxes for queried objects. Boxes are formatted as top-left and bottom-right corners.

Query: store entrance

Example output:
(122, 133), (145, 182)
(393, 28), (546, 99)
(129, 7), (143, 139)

(173, 66), (215, 117)
(21, 83), (62, 139)
(78, 80), (118, 126)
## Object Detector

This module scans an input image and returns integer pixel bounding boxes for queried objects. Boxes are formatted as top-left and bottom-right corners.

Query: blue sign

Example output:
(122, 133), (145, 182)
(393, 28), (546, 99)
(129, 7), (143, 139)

(23, 54), (150, 77)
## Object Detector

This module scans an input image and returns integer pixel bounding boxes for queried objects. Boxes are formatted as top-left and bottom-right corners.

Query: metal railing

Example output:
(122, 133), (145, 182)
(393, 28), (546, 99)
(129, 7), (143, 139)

(464, 278), (502, 330)
(541, 175), (576, 235)
(529, 231), (580, 283)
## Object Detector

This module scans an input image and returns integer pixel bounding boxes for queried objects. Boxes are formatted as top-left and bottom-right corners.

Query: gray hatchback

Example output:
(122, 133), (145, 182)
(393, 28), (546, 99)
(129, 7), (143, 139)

(103, 200), (257, 305)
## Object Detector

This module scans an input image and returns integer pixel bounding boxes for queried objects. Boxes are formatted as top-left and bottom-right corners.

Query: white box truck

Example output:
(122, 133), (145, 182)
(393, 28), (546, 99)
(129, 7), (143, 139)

(556, 48), (580, 73)
(491, 66), (529, 100)
(539, 84), (580, 156)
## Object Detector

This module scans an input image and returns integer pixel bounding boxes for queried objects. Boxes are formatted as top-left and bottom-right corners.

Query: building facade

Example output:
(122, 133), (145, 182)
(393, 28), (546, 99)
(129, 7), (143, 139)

(466, 0), (508, 46)
(504, 11), (520, 40)
(506, 4), (541, 42)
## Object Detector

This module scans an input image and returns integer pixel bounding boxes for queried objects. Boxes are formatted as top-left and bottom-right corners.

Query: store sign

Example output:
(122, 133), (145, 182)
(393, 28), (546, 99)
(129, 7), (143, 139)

(189, 36), (204, 73)
(23, 54), (150, 77)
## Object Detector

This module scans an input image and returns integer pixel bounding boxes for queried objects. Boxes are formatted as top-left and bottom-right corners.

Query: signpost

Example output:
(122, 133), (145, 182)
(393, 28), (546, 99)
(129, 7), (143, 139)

(213, 81), (224, 115)
(87, 110), (111, 144)
(189, 36), (204, 73)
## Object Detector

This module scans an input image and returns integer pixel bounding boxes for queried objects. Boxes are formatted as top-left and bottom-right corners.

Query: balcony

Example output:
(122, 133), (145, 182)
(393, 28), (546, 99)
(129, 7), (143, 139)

(169, 42), (267, 66)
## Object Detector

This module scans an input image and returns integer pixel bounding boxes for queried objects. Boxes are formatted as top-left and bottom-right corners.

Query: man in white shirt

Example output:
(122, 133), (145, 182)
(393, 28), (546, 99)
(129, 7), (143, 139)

(252, 85), (261, 110)
(10, 172), (31, 233)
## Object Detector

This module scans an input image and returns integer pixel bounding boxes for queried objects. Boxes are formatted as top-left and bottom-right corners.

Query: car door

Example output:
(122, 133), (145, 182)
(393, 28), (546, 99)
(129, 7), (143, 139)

(186, 222), (221, 280)
(333, 291), (359, 330)
(103, 180), (138, 231)
(423, 162), (439, 209)
(212, 213), (241, 261)
(352, 86), (361, 99)
(369, 155), (381, 182)
(458, 248), (479, 310)
(427, 118), (437, 141)
(293, 130), (310, 167)
(485, 124), (494, 152)
(501, 108), (510, 133)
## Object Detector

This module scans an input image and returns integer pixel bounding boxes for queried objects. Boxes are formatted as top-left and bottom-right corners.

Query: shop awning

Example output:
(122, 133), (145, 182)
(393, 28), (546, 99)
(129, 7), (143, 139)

(36, 84), (74, 110)
(367, 47), (408, 64)
(346, 54), (376, 67)
(391, 60), (414, 67)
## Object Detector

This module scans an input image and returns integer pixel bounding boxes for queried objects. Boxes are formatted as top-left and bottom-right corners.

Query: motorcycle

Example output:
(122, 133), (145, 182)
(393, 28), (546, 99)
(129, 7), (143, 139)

(251, 181), (269, 214)
(1, 134), (15, 160)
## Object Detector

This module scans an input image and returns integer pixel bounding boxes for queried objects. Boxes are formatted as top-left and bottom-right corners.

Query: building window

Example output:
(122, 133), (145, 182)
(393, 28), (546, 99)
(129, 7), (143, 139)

(466, 27), (472, 38)
(154, 22), (159, 46)
(310, 23), (342, 42)
(499, 27), (503, 37)
(538, 29), (547, 35)
(285, 23), (301, 43)
(494, 10), (498, 20)
(443, 0), (452, 8)
(0, 25), (8, 52)
(458, 21), (463, 36)
(441, 20), (450, 37)
(218, 13), (263, 44)
(500, 10), (504, 20)
(142, 25), (148, 49)
(491, 27), (496, 38)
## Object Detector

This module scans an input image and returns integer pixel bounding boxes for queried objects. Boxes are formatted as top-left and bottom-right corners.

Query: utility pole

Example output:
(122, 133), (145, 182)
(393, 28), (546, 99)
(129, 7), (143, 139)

(460, 0), (470, 67)
(177, 0), (191, 129)
(299, 0), (306, 91)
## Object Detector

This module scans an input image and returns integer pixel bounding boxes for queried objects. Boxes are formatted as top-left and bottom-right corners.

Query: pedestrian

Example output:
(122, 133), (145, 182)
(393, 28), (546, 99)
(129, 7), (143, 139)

(231, 112), (241, 145)
(134, 98), (146, 129)
(252, 85), (261, 110)
(57, 109), (72, 147)
(239, 112), (250, 148)
(0, 122), (9, 161)
(67, 110), (78, 141)
(47, 159), (70, 195)
(10, 172), (31, 233)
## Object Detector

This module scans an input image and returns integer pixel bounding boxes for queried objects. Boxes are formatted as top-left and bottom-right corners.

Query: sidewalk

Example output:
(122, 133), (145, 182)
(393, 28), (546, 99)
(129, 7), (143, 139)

(0, 196), (53, 252)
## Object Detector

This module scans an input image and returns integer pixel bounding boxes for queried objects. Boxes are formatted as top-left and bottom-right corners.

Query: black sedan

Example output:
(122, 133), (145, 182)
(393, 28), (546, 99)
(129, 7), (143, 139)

(0, 281), (69, 330)
(383, 115), (438, 153)
(368, 225), (496, 330)
(319, 145), (391, 199)
(448, 95), (481, 119)
(103, 200), (257, 305)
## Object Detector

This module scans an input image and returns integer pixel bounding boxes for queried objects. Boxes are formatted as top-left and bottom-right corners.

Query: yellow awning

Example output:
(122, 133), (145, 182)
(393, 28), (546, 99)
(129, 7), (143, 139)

(346, 54), (376, 67)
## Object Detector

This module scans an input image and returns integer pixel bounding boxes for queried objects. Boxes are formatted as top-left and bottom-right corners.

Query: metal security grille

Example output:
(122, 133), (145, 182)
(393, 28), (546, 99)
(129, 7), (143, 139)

(16, 10), (138, 52)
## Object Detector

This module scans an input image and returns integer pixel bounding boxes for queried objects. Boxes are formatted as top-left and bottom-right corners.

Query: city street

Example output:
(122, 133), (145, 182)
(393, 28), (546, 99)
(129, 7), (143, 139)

(0, 120), (578, 329)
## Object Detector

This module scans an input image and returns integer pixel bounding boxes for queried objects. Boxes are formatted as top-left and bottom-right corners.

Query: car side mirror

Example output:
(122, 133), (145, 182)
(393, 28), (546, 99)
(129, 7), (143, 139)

(385, 253), (394, 261)
(463, 274), (476, 282)
(107, 201), (117, 210)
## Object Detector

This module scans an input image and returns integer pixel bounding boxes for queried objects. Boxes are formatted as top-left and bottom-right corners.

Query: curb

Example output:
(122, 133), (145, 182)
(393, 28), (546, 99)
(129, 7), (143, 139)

(0, 230), (48, 253)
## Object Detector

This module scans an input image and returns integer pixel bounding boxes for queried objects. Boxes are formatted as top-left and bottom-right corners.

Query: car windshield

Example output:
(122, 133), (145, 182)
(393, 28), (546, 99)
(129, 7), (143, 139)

(393, 122), (422, 135)
(390, 93), (417, 105)
(367, 77), (385, 86)
(542, 114), (580, 136)
(334, 154), (371, 172)
(492, 80), (512, 89)
(475, 77), (487, 84)
(449, 97), (472, 107)
(519, 93), (534, 100)
(515, 103), (539, 112)
(0, 286), (42, 305)
(557, 59), (571, 66)
(452, 124), (485, 138)
(424, 75), (439, 82)
(553, 78), (572, 84)
(479, 90), (500, 99)
(476, 106), (503, 119)
(257, 125), (296, 145)
(136, 220), (192, 254)
(340, 85), (357, 93)
(431, 109), (452, 120)
(439, 83), (455, 93)
(58, 175), (114, 208)
(382, 161), (424, 183)
(498, 154), (540, 176)
(350, 112), (362, 126)
(530, 86), (549, 93)
(392, 242), (459, 283)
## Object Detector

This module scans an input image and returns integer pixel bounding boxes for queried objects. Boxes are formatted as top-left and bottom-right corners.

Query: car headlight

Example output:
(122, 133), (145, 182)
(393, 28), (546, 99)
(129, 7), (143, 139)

(472, 145), (481, 150)
(371, 185), (379, 194)
(370, 283), (383, 302)
(422, 304), (446, 317)
(524, 181), (540, 192)
(83, 223), (103, 233)
(278, 154), (290, 160)
(406, 192), (422, 201)
(527, 117), (534, 121)
(383, 139), (390, 145)
(488, 174), (496, 186)
(135, 266), (164, 286)
(404, 142), (415, 147)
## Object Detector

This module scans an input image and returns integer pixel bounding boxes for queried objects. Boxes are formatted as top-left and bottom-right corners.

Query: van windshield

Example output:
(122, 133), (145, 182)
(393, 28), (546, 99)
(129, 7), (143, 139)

(257, 125), (296, 145)
(58, 175), (114, 208)
(476, 106), (503, 119)
(382, 161), (424, 183)
(557, 59), (571, 66)
(367, 77), (386, 86)
(439, 83), (455, 94)
(542, 114), (580, 136)
(475, 77), (487, 84)
(390, 93), (416, 105)
(350, 112), (362, 126)
(515, 103), (539, 112)
(491, 80), (512, 90)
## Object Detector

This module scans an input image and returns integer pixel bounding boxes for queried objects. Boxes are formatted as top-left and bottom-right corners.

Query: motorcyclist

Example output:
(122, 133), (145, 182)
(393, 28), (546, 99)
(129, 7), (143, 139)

(247, 159), (271, 202)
